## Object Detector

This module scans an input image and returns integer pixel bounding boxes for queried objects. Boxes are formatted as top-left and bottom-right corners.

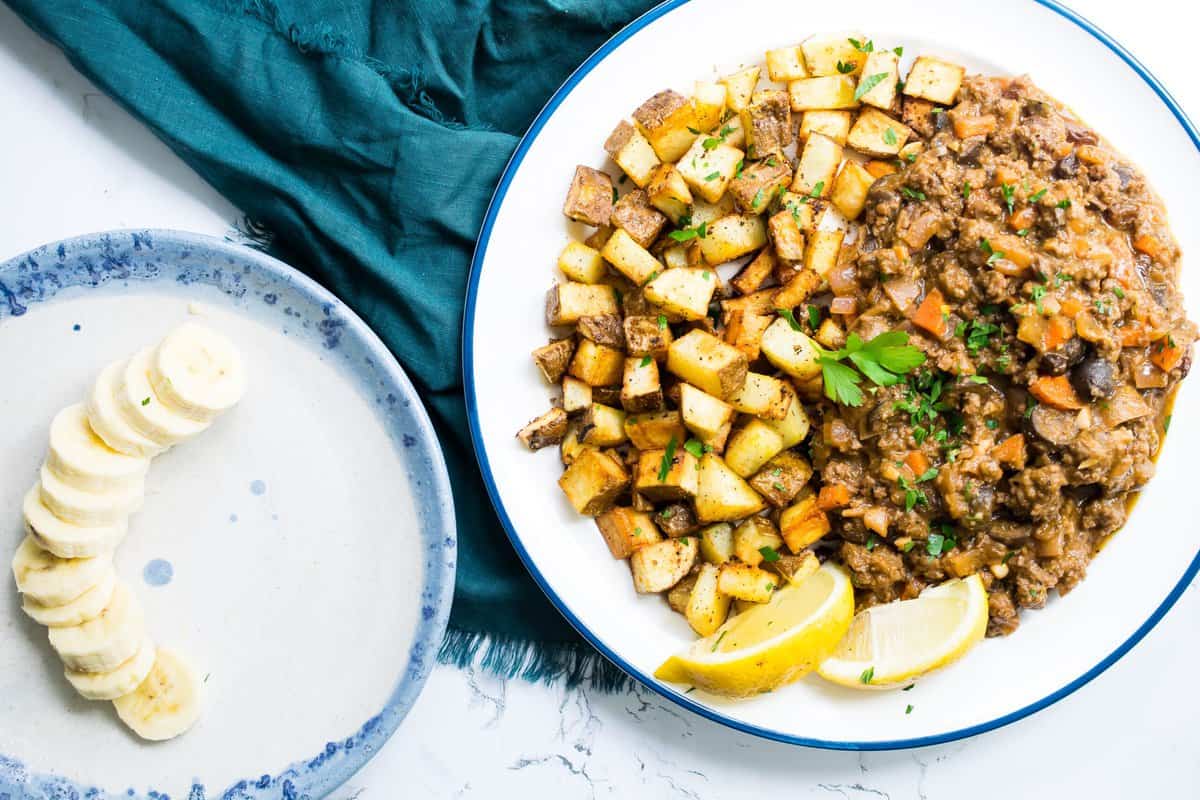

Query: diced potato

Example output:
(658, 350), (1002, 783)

(831, 158), (876, 220)
(657, 503), (699, 538)
(733, 517), (786, 567)
(604, 121), (661, 187)
(635, 447), (699, 502)
(718, 113), (747, 149)
(799, 110), (852, 145)
(693, 81), (728, 131)
(792, 132), (842, 197)
(630, 537), (699, 593)
(724, 418), (786, 477)
(633, 89), (700, 163)
(667, 330), (749, 399)
(804, 228), (845, 278)
(730, 248), (775, 295)
(569, 338), (625, 386)
(801, 33), (867, 77)
(721, 288), (778, 316)
(679, 382), (736, 451)
(557, 240), (607, 284)
(760, 317), (822, 380)
(722, 309), (774, 362)
(662, 243), (698, 269)
(740, 90), (792, 159)
(717, 562), (777, 603)
(901, 96), (940, 139)
(720, 65), (761, 112)
(516, 407), (569, 451)
(728, 159), (792, 215)
(644, 268), (717, 321)
(690, 193), (737, 226)
(601, 228), (663, 285)
(899, 141), (924, 163)
(727, 373), (791, 419)
(765, 45), (809, 82)
(595, 506), (663, 558)
(579, 402), (627, 447)
(695, 453), (766, 522)
(846, 107), (912, 157)
(611, 189), (668, 248)
(560, 425), (584, 465)
(788, 75), (858, 111)
(858, 49), (900, 110)
(667, 572), (699, 614)
(558, 447), (629, 516)
(772, 268), (822, 309)
(532, 338), (575, 383)
(697, 214), (768, 265)
(546, 283), (618, 326)
(769, 210), (806, 263)
(779, 193), (826, 233)
(779, 488), (832, 551)
(621, 356), (664, 413)
(685, 563), (733, 636)
(766, 550), (820, 584)
(624, 314), (674, 360)
(676, 136), (745, 203)
(562, 376), (593, 414)
(577, 314), (625, 349)
(749, 450), (814, 507)
(699, 522), (735, 565)
(904, 55), (965, 105)
(624, 409), (687, 450)
(646, 164), (694, 224)
(562, 165), (614, 226)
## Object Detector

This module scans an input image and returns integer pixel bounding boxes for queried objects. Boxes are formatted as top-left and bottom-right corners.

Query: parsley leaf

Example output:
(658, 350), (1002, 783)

(758, 545), (781, 563)
(776, 307), (803, 331)
(836, 60), (856, 74)
(962, 180), (971, 200)
(1056, 198), (1072, 209)
(854, 72), (891, 101)
(657, 314), (668, 330)
(818, 330), (927, 407)
(1028, 187), (1048, 203)
(704, 171), (721, 181)
(807, 305), (821, 330)
(848, 37), (874, 53)
(900, 186), (926, 201)
(979, 238), (1005, 266)
(659, 437), (678, 481)
(640, 356), (652, 367)
(683, 438), (705, 459)
(883, 126), (898, 146)
(1001, 183), (1016, 215)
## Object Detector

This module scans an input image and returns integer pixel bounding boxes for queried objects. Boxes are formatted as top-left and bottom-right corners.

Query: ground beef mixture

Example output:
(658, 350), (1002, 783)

(814, 75), (1195, 636)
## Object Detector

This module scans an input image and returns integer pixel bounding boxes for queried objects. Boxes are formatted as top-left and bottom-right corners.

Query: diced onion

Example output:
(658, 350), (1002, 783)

(830, 296), (858, 315)
(882, 278), (921, 312)
(1133, 359), (1169, 389)
(828, 263), (858, 295)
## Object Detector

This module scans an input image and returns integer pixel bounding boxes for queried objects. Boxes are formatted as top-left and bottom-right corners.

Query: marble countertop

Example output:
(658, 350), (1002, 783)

(1, 2), (1196, 797)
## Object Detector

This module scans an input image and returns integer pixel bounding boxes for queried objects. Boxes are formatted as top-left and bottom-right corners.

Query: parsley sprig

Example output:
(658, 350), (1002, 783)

(854, 72), (891, 101)
(817, 331), (927, 407)
(668, 221), (708, 242)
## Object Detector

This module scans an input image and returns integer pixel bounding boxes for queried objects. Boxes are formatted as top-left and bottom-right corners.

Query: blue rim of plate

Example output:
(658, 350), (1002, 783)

(463, 0), (1200, 750)
(0, 229), (456, 796)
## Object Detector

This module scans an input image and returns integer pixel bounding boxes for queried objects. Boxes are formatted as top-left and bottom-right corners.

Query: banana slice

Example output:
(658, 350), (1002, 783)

(66, 637), (157, 700)
(113, 648), (203, 741)
(12, 535), (113, 607)
(22, 568), (118, 627)
(23, 485), (128, 559)
(49, 581), (145, 673)
(46, 403), (150, 492)
(88, 361), (168, 458)
(117, 348), (210, 446)
(150, 322), (246, 421)
(39, 464), (143, 527)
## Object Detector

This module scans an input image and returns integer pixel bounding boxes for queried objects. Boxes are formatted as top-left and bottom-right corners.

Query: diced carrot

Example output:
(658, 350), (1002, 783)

(1133, 234), (1163, 259)
(866, 160), (898, 178)
(1052, 141), (1073, 159)
(953, 114), (997, 139)
(1044, 315), (1075, 352)
(1109, 257), (1143, 290)
(817, 484), (851, 510)
(1076, 145), (1105, 165)
(1119, 322), (1151, 348)
(991, 434), (1027, 468)
(992, 165), (1019, 186)
(1029, 375), (1085, 410)
(904, 450), (930, 475)
(1073, 237), (1113, 266)
(991, 234), (1035, 269)
(912, 288), (948, 338)
(1150, 336), (1185, 372)
(1008, 206), (1036, 232)
(1059, 297), (1084, 318)
(1067, 216), (1091, 234)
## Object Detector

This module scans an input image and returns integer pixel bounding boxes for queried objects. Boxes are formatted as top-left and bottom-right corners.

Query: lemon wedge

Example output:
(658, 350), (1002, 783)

(654, 562), (854, 697)
(817, 573), (988, 689)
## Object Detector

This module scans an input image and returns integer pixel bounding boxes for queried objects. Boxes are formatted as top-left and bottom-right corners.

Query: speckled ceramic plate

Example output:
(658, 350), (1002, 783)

(0, 230), (455, 797)
(466, 0), (1200, 749)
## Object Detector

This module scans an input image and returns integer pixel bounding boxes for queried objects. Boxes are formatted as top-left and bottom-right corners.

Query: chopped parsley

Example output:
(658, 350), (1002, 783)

(711, 631), (727, 652)
(639, 356), (652, 367)
(860, 666), (875, 684)
(894, 46), (905, 57)
(882, 125), (898, 146)
(836, 60), (857, 74)
(751, 188), (766, 209)
(668, 221), (708, 242)
(1001, 183), (1016, 215)
(612, 186), (618, 203)
(818, 331), (927, 407)
(1017, 228), (1030, 237)
(141, 396), (151, 406)
(855, 72), (891, 101)
(986, 419), (999, 429)
(866, 534), (879, 551)
(658, 437), (678, 481)
(900, 186), (926, 201)
(925, 524), (956, 556)
(962, 180), (971, 200)
(906, 704), (914, 715)
(704, 171), (721, 182)
(1031, 284), (1047, 313)
(979, 238), (1005, 266)
(962, 318), (1001, 355)
(1056, 198), (1072, 209)
(1113, 286), (1126, 300)
(1028, 187), (1048, 203)
(776, 307), (803, 331)
(683, 438), (706, 459)
(807, 305), (822, 330)
(759, 545), (782, 563)
(848, 37), (874, 53)
(657, 313), (668, 330)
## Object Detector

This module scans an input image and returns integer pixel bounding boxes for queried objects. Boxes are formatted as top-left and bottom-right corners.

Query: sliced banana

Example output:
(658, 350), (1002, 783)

(12, 535), (113, 607)
(113, 648), (202, 741)
(22, 568), (118, 628)
(23, 485), (128, 559)
(88, 360), (168, 458)
(150, 322), (246, 421)
(39, 464), (143, 527)
(117, 348), (211, 446)
(46, 403), (150, 492)
(49, 581), (145, 673)
(65, 637), (157, 701)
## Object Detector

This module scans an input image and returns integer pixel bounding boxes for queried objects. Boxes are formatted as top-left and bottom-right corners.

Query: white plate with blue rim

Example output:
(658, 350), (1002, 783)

(465, 0), (1200, 748)
(0, 230), (455, 797)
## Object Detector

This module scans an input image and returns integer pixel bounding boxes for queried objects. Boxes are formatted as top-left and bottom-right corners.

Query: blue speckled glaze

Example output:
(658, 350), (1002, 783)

(0, 230), (456, 799)
(142, 559), (174, 587)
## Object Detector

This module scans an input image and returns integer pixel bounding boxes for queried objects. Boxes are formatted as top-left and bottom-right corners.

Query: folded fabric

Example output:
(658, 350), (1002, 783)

(5, 0), (657, 687)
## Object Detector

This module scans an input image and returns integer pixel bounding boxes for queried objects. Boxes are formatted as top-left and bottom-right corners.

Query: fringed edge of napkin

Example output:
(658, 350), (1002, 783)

(438, 629), (634, 693)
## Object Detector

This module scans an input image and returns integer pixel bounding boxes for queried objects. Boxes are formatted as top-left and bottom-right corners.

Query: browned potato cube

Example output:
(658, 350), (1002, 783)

(716, 562), (777, 603)
(592, 385), (622, 406)
(558, 447), (629, 516)
(721, 287), (778, 316)
(595, 506), (662, 558)
(630, 537), (699, 593)
(604, 121), (661, 187)
(578, 403), (628, 446)
(772, 268), (822, 309)
(846, 108), (912, 158)
(779, 488), (832, 551)
(679, 383), (735, 452)
(624, 409), (687, 450)
(695, 453), (766, 522)
(779, 193), (826, 233)
(560, 425), (584, 465)
(611, 189), (668, 248)
(621, 356), (664, 413)
(804, 229), (845, 278)
(516, 407), (569, 451)
(644, 268), (717, 321)
(902, 96), (941, 139)
(656, 502), (700, 538)
(569, 339), (625, 386)
(799, 110), (852, 145)
(857, 49), (900, 110)
(635, 447), (699, 502)
(633, 89), (701, 163)
(831, 158), (877, 220)
(765, 45), (809, 82)
(730, 248), (775, 295)
(693, 81), (728, 131)
(563, 165), (614, 226)
(561, 376), (593, 414)
(667, 329), (749, 399)
(720, 66), (761, 112)
(801, 33), (867, 77)
(697, 215), (768, 265)
(667, 572), (700, 614)
(904, 56), (965, 105)
(765, 550), (820, 584)
(727, 159), (793, 215)
(768, 210), (805, 263)
(677, 136), (745, 204)
(646, 164), (694, 224)
(724, 418), (786, 477)
(722, 309), (773, 362)
(584, 225), (614, 250)
(685, 562), (733, 636)
(749, 450), (814, 507)
(788, 75), (858, 111)
(727, 373), (791, 420)
(733, 517), (785, 566)
(624, 314), (674, 360)
(792, 132), (842, 197)
(601, 227), (663, 285)
(531, 338), (575, 383)
(546, 282), (619, 326)
(557, 240), (607, 284)
(577, 314), (625, 350)
(740, 90), (792, 159)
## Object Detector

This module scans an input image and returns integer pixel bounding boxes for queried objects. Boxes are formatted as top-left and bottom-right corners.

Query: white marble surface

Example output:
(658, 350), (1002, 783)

(1, 2), (1197, 797)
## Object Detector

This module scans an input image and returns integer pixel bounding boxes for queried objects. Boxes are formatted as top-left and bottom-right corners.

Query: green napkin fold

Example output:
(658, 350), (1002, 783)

(6, 0), (657, 687)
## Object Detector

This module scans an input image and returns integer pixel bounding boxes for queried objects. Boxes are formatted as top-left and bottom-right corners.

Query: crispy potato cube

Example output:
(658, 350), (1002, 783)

(733, 517), (785, 567)
(592, 385), (622, 408)
(773, 268), (821, 310)
(801, 33), (867, 77)
(697, 215), (768, 265)
(601, 227), (663, 285)
(899, 141), (924, 162)
(569, 338), (625, 386)
(647, 164), (694, 225)
(724, 418), (786, 477)
(562, 376), (593, 414)
(766, 550), (820, 584)
(624, 409), (687, 450)
(727, 373), (791, 420)
(699, 522), (735, 565)
(799, 110), (852, 145)
(662, 242), (698, 269)
(546, 282), (619, 326)
(858, 49), (900, 110)
(558, 447), (629, 516)
(621, 356), (664, 413)
(633, 89), (700, 163)
(765, 45), (809, 82)
(727, 159), (792, 215)
(604, 121), (661, 188)
(624, 314), (674, 361)
(676, 136), (744, 203)
(722, 309), (774, 362)
(584, 225), (614, 251)
(557, 240), (607, 284)
(667, 572), (700, 614)
(730, 248), (775, 295)
(831, 159), (876, 220)
(516, 407), (569, 451)
(847, 108), (912, 158)
(779, 488), (832, 551)
(768, 210), (806, 263)
(667, 330), (748, 399)
(657, 502), (700, 538)
(596, 506), (662, 558)
(717, 562), (776, 603)
(686, 563), (733, 636)
(764, 388), (811, 448)
(814, 317), (846, 349)
(563, 165), (614, 226)
(804, 228), (845, 278)
(560, 425), (584, 465)
(579, 403), (628, 446)
(635, 447), (699, 502)
(532, 337), (575, 383)
(577, 314), (625, 349)
(693, 81), (728, 132)
(721, 288), (778, 317)
(904, 56), (965, 105)
(749, 450), (814, 507)
(611, 189), (668, 248)
(779, 193), (826, 233)
(740, 90), (792, 159)
(644, 268), (717, 321)
(720, 66), (761, 112)
(695, 453), (766, 522)
(630, 537), (698, 593)
(792, 132), (842, 197)
(760, 317), (822, 380)
(690, 193), (737, 226)
(901, 96), (940, 139)
(679, 383), (736, 451)
(788, 75), (858, 111)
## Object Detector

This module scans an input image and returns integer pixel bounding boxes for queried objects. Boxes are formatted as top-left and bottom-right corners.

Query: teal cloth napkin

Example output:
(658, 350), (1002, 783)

(6, 0), (657, 687)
